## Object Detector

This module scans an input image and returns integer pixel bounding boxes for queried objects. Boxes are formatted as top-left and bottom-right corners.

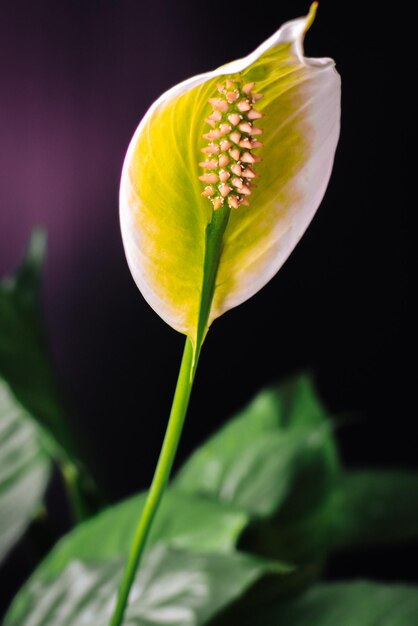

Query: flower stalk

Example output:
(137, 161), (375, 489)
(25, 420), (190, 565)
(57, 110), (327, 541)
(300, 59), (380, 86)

(109, 336), (197, 626)
(110, 201), (229, 625)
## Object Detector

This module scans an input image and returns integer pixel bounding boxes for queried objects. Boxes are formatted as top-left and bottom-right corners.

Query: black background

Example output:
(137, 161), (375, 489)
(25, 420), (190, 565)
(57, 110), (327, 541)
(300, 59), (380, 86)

(0, 0), (416, 617)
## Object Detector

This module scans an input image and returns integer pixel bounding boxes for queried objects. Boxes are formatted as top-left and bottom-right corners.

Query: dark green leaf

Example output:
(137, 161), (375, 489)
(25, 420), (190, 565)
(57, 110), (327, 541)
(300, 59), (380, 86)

(37, 488), (249, 578)
(4, 472), (292, 625)
(0, 378), (51, 562)
(175, 375), (338, 516)
(176, 375), (339, 568)
(214, 581), (418, 625)
(332, 471), (418, 549)
(0, 230), (79, 461)
(5, 545), (288, 626)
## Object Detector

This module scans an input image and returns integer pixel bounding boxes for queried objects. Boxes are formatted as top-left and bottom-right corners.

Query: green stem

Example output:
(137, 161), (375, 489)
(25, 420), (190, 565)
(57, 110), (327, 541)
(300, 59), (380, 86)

(61, 461), (91, 523)
(109, 336), (197, 626)
(194, 204), (231, 372)
(110, 203), (230, 625)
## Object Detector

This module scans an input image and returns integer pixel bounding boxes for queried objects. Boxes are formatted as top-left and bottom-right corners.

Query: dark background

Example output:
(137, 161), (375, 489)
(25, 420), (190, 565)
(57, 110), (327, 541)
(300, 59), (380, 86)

(0, 0), (415, 616)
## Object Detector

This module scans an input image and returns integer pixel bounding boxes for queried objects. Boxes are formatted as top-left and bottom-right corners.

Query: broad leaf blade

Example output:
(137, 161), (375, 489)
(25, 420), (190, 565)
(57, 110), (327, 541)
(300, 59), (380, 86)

(37, 488), (248, 578)
(4, 472), (292, 625)
(332, 471), (418, 549)
(215, 581), (418, 625)
(0, 378), (51, 562)
(175, 375), (339, 518)
(5, 545), (287, 626)
(0, 230), (78, 460)
(175, 374), (339, 574)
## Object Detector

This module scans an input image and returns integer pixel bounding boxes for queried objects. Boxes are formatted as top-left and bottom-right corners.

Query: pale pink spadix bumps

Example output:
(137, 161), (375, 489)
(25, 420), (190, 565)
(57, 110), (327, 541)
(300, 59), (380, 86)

(199, 79), (263, 211)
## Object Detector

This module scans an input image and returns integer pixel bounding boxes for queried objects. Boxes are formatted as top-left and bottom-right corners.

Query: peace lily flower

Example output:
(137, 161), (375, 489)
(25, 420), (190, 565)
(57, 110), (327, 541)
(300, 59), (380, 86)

(120, 3), (340, 352)
(112, 7), (341, 625)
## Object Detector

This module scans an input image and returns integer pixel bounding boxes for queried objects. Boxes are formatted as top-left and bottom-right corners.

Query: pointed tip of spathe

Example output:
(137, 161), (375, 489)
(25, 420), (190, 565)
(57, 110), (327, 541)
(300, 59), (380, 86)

(305, 2), (319, 33)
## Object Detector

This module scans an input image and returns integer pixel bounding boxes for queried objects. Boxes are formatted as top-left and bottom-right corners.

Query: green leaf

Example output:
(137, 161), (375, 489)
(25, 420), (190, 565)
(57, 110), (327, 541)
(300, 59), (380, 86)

(5, 545), (288, 626)
(332, 471), (418, 549)
(36, 488), (249, 578)
(175, 375), (339, 569)
(4, 474), (292, 625)
(0, 378), (51, 562)
(175, 374), (337, 515)
(0, 230), (78, 461)
(214, 581), (418, 625)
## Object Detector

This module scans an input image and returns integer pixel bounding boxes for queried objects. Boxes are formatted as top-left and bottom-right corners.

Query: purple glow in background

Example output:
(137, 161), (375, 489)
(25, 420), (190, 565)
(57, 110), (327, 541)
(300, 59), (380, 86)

(1, 2), (199, 339)
(0, 11), (210, 388)
(0, 2), (414, 497)
(0, 1), (212, 488)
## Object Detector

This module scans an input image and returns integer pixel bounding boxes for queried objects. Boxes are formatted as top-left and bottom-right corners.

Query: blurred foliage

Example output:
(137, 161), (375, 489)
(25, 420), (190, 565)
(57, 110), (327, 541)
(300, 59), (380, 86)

(0, 231), (78, 459)
(5, 546), (284, 626)
(212, 581), (418, 625)
(0, 233), (98, 563)
(1, 232), (418, 624)
(31, 489), (249, 577)
(332, 470), (418, 549)
(0, 379), (50, 562)
(176, 375), (339, 571)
